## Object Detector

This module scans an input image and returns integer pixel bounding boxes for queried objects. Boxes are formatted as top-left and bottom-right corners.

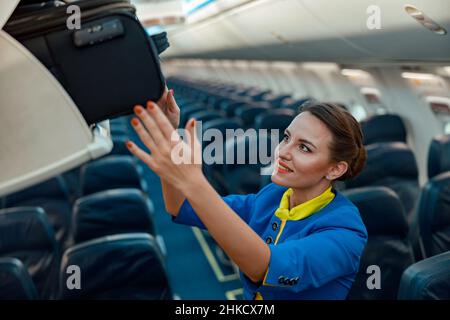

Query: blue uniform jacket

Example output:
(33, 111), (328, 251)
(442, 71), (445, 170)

(173, 182), (368, 300)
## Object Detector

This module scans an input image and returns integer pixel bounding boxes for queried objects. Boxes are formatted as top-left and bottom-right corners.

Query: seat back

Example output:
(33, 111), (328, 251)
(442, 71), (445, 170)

(0, 207), (59, 299)
(189, 110), (222, 124)
(360, 114), (407, 145)
(59, 233), (172, 300)
(223, 132), (276, 194)
(180, 105), (206, 127)
(72, 188), (156, 244)
(80, 155), (146, 196)
(344, 187), (415, 300)
(0, 257), (39, 300)
(254, 109), (296, 137)
(235, 105), (269, 128)
(416, 172), (450, 258)
(3, 177), (72, 244)
(201, 118), (244, 195)
(398, 250), (450, 300)
(345, 142), (420, 221)
(427, 134), (450, 179)
(110, 136), (130, 155)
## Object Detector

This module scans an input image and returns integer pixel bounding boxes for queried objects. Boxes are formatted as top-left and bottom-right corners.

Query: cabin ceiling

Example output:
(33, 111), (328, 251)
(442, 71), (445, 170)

(145, 0), (450, 63)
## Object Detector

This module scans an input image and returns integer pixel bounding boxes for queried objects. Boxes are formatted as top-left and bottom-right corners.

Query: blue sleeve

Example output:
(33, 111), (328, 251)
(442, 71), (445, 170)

(259, 225), (367, 293)
(172, 193), (256, 229)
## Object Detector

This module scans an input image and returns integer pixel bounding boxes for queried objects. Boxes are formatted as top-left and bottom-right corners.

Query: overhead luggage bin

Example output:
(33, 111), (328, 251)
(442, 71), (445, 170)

(0, 21), (112, 197)
(0, 0), (19, 30)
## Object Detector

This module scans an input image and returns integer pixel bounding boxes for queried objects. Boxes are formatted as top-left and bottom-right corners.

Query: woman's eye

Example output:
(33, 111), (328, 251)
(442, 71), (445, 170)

(283, 134), (289, 142)
(299, 144), (310, 152)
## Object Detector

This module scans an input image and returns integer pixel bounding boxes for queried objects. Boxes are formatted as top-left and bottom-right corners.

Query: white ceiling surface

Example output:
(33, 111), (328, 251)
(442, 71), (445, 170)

(157, 0), (450, 62)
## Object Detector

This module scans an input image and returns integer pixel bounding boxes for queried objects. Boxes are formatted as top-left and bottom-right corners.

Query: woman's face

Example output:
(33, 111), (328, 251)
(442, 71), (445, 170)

(271, 111), (335, 190)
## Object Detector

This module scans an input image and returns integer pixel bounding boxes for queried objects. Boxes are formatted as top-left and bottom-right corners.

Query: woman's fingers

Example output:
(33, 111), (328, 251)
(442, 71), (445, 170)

(146, 101), (178, 140)
(168, 89), (179, 113)
(185, 118), (202, 165)
(134, 105), (166, 145)
(130, 117), (157, 153)
(125, 140), (156, 170)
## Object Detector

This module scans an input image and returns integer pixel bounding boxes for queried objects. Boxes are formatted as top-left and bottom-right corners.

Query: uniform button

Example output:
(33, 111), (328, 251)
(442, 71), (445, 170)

(266, 236), (273, 244)
(272, 222), (278, 231)
(278, 276), (285, 284)
(283, 278), (291, 285)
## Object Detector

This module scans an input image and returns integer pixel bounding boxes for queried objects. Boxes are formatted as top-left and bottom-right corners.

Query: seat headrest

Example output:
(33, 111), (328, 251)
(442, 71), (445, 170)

(80, 155), (145, 195)
(223, 132), (276, 172)
(346, 142), (418, 187)
(189, 110), (222, 124)
(0, 207), (56, 253)
(254, 108), (296, 131)
(344, 186), (409, 237)
(398, 250), (450, 299)
(428, 134), (450, 179)
(72, 188), (155, 243)
(111, 136), (130, 156)
(361, 114), (407, 145)
(0, 257), (38, 300)
(201, 118), (243, 133)
(5, 176), (69, 205)
(419, 172), (450, 231)
(60, 233), (171, 299)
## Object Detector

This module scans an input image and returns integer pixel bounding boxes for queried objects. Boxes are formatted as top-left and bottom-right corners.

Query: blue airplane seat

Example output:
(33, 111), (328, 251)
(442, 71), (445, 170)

(398, 250), (450, 300)
(262, 94), (291, 108)
(189, 110), (223, 124)
(282, 97), (315, 111)
(344, 187), (415, 300)
(427, 134), (450, 179)
(71, 188), (156, 245)
(59, 233), (172, 300)
(110, 136), (134, 156)
(110, 123), (128, 137)
(247, 90), (272, 101)
(360, 114), (407, 145)
(220, 100), (251, 118)
(414, 172), (450, 258)
(235, 105), (270, 129)
(201, 118), (244, 195)
(80, 155), (147, 196)
(2, 177), (72, 245)
(254, 108), (296, 139)
(0, 257), (39, 300)
(223, 132), (276, 194)
(0, 207), (60, 299)
(345, 142), (420, 222)
(180, 105), (206, 127)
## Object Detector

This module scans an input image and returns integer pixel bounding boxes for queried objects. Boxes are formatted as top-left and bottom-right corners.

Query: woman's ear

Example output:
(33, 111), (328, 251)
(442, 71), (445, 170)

(326, 161), (348, 180)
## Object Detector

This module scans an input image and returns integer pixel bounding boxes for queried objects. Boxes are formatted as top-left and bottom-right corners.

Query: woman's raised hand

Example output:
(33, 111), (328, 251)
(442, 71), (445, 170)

(126, 101), (202, 192)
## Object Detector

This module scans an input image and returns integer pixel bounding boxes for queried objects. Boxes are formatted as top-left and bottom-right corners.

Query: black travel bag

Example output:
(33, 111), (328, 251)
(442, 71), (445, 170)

(5, 0), (167, 125)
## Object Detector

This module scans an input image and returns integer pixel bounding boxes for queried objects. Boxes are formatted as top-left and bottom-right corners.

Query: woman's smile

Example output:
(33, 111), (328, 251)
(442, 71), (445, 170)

(277, 160), (294, 174)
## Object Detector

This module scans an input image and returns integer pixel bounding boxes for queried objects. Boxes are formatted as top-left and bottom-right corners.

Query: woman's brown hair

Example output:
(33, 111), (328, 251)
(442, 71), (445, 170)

(299, 103), (367, 181)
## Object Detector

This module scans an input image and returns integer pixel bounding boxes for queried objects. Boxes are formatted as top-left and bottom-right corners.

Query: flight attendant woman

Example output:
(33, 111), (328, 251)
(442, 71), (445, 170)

(126, 89), (368, 300)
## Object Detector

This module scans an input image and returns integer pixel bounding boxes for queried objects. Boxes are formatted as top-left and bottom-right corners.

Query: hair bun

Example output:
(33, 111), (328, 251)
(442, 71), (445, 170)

(347, 145), (367, 180)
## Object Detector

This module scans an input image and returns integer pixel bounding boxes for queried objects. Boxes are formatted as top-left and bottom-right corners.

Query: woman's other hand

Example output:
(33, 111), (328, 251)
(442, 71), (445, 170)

(157, 86), (180, 129)
(126, 102), (202, 192)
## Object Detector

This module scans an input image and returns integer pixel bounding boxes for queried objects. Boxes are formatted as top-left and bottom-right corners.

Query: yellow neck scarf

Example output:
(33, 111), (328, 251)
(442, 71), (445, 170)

(274, 186), (335, 221)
